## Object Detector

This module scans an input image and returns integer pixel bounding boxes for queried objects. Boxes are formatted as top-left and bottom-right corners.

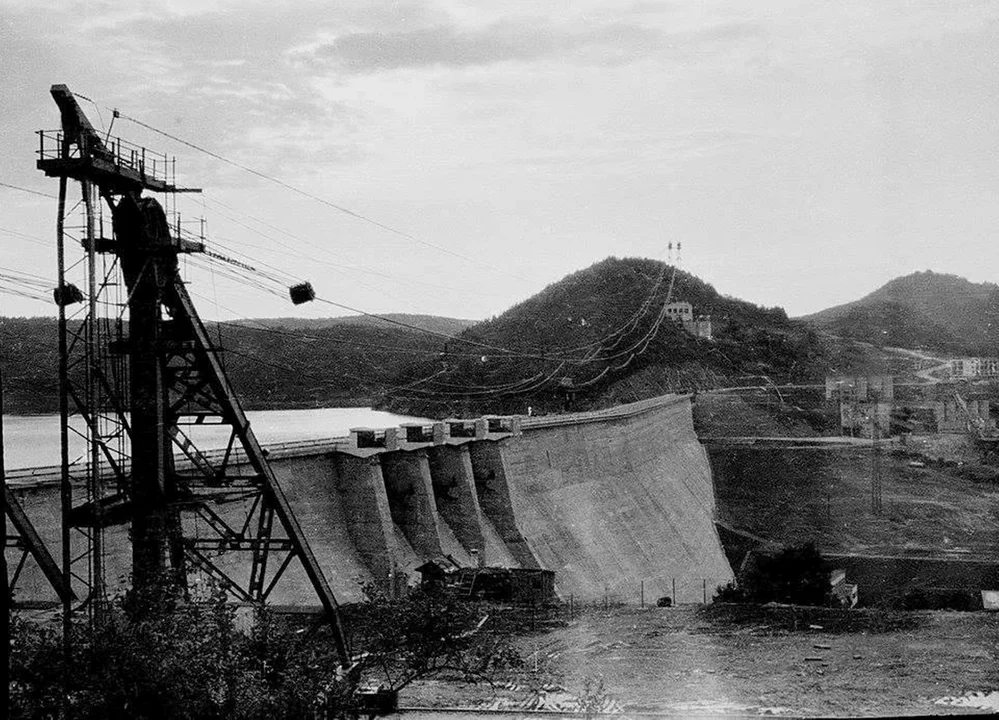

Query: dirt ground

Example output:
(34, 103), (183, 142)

(397, 389), (999, 716)
(708, 440), (999, 561)
(401, 605), (999, 717)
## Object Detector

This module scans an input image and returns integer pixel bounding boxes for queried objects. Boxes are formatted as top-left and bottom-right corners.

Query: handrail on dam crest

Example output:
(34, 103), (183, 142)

(8, 394), (689, 488)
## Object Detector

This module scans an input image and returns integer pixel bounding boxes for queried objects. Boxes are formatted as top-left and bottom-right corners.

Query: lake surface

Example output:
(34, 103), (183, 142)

(2, 407), (430, 470)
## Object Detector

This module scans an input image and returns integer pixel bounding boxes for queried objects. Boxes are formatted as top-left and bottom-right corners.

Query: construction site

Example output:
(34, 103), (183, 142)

(4, 85), (999, 717)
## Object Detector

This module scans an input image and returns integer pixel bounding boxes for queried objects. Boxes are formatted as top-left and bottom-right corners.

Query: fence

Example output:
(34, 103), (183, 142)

(552, 577), (732, 617)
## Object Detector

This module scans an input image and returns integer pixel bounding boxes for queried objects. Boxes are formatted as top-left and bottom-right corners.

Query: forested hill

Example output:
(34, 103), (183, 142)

(247, 314), (475, 336)
(2, 258), (886, 418)
(379, 257), (847, 418)
(800, 270), (999, 354)
(0, 315), (452, 415)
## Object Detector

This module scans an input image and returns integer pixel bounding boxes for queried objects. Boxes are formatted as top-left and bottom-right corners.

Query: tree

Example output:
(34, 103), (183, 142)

(344, 585), (522, 696)
(716, 542), (832, 607)
(9, 583), (521, 719)
(982, 285), (999, 351)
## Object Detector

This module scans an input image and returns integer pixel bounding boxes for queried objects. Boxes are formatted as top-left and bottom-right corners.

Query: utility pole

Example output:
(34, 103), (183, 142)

(1, 341), (9, 720)
(870, 389), (883, 515)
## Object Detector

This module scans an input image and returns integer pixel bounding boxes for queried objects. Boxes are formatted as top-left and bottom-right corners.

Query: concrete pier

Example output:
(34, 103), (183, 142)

(426, 445), (485, 559)
(378, 450), (444, 561)
(468, 441), (541, 570)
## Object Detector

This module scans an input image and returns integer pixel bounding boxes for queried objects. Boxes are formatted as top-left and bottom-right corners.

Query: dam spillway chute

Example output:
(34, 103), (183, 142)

(35, 84), (348, 661)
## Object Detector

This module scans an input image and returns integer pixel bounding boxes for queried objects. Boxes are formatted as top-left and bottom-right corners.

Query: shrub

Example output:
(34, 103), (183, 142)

(901, 587), (981, 611)
(10, 583), (522, 719)
(717, 542), (833, 607)
(9, 586), (343, 720)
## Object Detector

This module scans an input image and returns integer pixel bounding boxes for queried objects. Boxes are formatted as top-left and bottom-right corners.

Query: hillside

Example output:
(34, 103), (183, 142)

(806, 301), (965, 353)
(379, 257), (861, 418)
(248, 313), (475, 336)
(1, 259), (899, 418)
(801, 270), (999, 354)
(0, 315), (450, 414)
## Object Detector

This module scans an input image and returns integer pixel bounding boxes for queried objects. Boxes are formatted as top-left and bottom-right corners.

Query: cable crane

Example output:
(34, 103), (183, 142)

(36, 85), (348, 662)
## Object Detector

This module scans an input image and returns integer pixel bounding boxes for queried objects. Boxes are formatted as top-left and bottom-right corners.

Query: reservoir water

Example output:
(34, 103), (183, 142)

(2, 407), (430, 470)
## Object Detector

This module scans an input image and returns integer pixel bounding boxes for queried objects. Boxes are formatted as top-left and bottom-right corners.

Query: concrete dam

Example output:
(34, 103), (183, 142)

(8, 394), (733, 606)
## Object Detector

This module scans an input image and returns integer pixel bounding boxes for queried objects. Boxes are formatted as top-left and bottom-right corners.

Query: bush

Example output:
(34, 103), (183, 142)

(10, 583), (521, 719)
(713, 580), (746, 603)
(9, 586), (344, 720)
(343, 585), (522, 692)
(717, 542), (833, 607)
(901, 587), (981, 611)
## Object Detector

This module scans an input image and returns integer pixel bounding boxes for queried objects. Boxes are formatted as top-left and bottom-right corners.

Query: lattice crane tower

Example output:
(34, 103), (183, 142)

(36, 85), (348, 662)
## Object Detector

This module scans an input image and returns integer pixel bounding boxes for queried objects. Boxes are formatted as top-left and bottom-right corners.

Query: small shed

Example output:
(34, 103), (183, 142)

(453, 567), (556, 604)
(830, 568), (858, 608)
(416, 557), (460, 590)
(982, 590), (999, 611)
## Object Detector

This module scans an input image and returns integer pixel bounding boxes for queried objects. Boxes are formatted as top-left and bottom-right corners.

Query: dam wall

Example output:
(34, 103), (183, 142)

(504, 397), (733, 603)
(7, 394), (732, 606)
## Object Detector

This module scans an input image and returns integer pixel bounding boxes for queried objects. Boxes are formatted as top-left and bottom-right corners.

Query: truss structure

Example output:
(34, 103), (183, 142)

(36, 85), (348, 661)
(4, 486), (75, 606)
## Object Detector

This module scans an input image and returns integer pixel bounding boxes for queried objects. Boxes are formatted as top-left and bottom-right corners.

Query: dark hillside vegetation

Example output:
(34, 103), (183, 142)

(249, 313), (474, 336)
(380, 257), (849, 418)
(213, 320), (449, 409)
(810, 301), (965, 353)
(2, 258), (904, 418)
(0, 315), (449, 414)
(0, 316), (60, 414)
(802, 270), (999, 354)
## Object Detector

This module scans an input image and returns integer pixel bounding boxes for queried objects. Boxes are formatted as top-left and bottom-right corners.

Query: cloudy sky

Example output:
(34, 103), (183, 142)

(3, 0), (999, 322)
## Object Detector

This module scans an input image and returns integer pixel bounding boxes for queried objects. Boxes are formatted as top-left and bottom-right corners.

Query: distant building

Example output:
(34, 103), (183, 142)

(935, 398), (992, 433)
(839, 400), (891, 438)
(950, 357), (999, 379)
(982, 590), (999, 611)
(825, 375), (894, 402)
(665, 301), (712, 339)
(830, 569), (858, 608)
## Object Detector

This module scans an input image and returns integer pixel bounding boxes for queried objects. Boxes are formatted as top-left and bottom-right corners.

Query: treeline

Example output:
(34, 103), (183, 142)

(3, 256), (877, 418)
(0, 316), (447, 415)
(803, 270), (999, 355)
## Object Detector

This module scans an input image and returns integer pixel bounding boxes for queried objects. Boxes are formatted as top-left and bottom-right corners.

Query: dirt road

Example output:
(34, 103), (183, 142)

(402, 605), (999, 717)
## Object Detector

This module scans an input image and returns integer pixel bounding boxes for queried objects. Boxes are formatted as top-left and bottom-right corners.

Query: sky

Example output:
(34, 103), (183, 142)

(3, 0), (999, 322)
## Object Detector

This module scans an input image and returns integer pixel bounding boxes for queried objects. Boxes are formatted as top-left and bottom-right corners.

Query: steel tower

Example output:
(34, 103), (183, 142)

(36, 85), (348, 661)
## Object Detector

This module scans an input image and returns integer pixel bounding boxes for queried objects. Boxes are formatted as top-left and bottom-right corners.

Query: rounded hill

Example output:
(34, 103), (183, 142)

(380, 256), (836, 418)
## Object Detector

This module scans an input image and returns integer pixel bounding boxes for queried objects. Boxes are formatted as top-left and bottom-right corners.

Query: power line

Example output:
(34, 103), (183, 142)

(188, 246), (555, 361)
(108, 108), (533, 283)
(0, 181), (55, 200)
(0, 226), (49, 248)
(190, 220), (691, 405)
(40, 91), (694, 397)
(198, 239), (686, 368)
(187, 290), (480, 359)
(68, 90), (683, 368)
(200, 194), (512, 301)
(190, 286), (576, 397)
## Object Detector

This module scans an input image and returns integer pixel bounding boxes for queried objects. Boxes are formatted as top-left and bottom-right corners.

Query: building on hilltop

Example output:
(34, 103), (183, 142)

(665, 301), (713, 339)
(665, 301), (694, 323)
